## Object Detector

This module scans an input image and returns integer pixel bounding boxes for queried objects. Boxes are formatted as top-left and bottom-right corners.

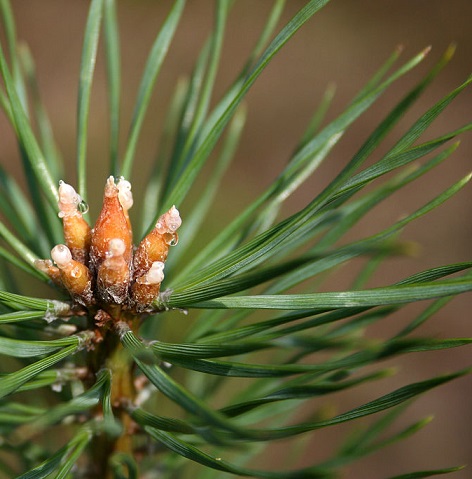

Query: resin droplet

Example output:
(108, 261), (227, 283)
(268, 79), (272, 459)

(51, 244), (94, 306)
(77, 200), (89, 214)
(58, 181), (92, 264)
(89, 176), (133, 273)
(134, 206), (181, 278)
(96, 238), (131, 305)
(132, 261), (165, 311)
(164, 232), (178, 246)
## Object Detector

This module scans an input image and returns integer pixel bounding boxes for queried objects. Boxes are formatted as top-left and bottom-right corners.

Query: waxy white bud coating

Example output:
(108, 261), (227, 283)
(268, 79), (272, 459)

(51, 244), (73, 268)
(156, 205), (182, 234)
(167, 206), (182, 232)
(105, 176), (118, 197)
(59, 181), (80, 205)
(108, 238), (126, 257)
(143, 261), (165, 284)
(117, 177), (133, 211)
(58, 181), (82, 218)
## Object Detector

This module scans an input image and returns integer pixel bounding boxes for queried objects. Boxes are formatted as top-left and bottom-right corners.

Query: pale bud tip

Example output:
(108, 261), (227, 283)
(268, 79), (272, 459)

(59, 181), (79, 202)
(51, 244), (73, 268)
(157, 205), (182, 233)
(58, 181), (82, 216)
(105, 176), (118, 197)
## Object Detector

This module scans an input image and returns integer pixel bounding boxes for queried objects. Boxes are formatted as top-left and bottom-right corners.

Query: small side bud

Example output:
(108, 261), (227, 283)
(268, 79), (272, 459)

(134, 206), (181, 278)
(132, 261), (165, 311)
(51, 244), (94, 306)
(58, 181), (91, 264)
(90, 177), (133, 273)
(51, 243), (72, 267)
(34, 259), (62, 287)
(96, 238), (131, 305)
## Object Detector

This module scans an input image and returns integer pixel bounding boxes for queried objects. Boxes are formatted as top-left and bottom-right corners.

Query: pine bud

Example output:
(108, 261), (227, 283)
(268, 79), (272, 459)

(58, 181), (91, 264)
(51, 244), (94, 306)
(34, 259), (62, 287)
(90, 176), (133, 273)
(132, 261), (165, 311)
(134, 206), (181, 278)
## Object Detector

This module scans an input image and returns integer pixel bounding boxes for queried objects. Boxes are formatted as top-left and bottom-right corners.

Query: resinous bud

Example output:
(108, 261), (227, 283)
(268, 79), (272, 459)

(34, 259), (62, 286)
(90, 176), (133, 273)
(51, 244), (94, 306)
(132, 261), (165, 311)
(96, 238), (131, 305)
(133, 206), (181, 278)
(58, 181), (92, 264)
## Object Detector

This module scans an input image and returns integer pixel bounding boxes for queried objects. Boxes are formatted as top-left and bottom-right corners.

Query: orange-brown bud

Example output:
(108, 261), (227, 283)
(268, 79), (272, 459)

(58, 181), (91, 264)
(134, 206), (181, 278)
(51, 244), (94, 306)
(96, 238), (130, 305)
(90, 176), (133, 273)
(35, 177), (182, 319)
(131, 261), (165, 311)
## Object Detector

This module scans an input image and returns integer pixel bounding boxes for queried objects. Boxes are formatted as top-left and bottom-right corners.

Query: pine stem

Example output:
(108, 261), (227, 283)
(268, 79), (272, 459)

(86, 320), (138, 477)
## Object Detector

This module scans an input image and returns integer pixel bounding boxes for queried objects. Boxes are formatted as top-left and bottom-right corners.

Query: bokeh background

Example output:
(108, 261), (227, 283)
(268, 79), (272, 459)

(0, 1), (471, 477)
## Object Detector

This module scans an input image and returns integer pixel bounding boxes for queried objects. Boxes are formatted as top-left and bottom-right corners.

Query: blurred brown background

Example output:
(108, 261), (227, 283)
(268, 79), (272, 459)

(0, 1), (471, 477)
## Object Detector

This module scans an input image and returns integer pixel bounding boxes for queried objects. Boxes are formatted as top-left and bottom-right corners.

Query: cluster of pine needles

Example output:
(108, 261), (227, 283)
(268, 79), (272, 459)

(0, 1), (471, 478)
